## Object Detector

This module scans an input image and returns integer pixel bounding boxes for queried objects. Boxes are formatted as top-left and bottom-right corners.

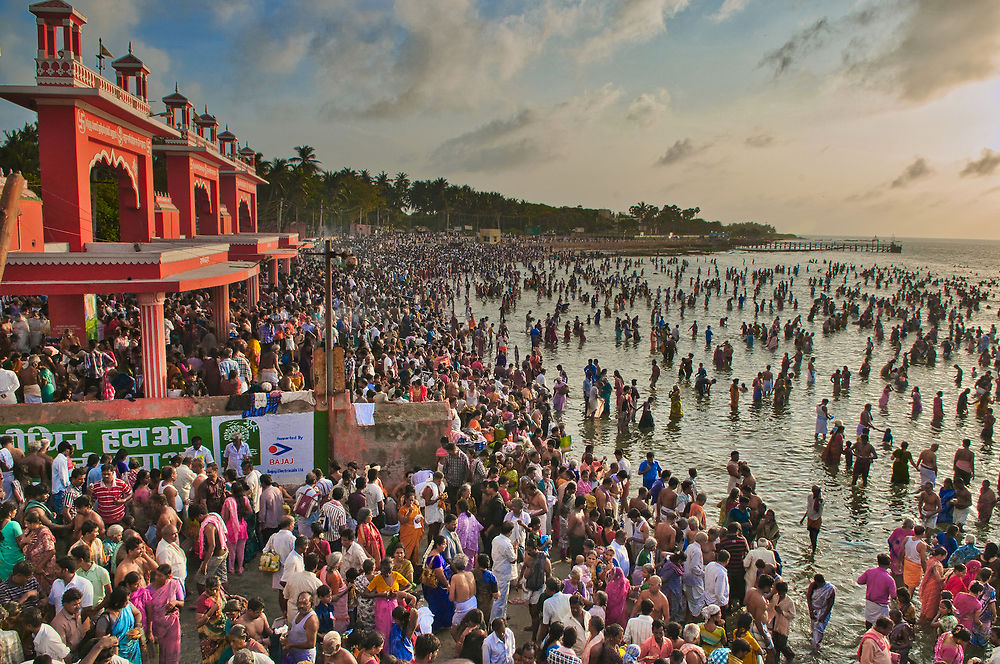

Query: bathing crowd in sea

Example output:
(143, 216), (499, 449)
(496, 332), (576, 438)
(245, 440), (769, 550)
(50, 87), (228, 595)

(1, 234), (1000, 664)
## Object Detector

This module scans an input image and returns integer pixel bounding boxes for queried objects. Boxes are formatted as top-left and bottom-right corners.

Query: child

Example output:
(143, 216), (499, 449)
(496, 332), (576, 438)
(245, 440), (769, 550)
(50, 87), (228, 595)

(589, 590), (607, 622)
(933, 599), (958, 634)
(882, 428), (893, 446)
(887, 608), (915, 664)
(895, 588), (916, 624)
(315, 585), (334, 637)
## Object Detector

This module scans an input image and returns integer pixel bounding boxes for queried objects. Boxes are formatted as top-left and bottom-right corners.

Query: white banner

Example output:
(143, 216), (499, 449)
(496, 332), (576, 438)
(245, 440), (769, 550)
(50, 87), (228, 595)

(211, 411), (315, 484)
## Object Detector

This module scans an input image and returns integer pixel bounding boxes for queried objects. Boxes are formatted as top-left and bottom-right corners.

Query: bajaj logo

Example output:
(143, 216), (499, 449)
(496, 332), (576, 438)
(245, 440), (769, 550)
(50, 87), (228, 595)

(269, 442), (292, 456)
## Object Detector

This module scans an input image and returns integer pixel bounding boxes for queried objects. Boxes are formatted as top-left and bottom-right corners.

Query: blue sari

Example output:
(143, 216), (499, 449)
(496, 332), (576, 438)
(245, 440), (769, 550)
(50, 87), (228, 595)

(939, 487), (956, 524)
(112, 604), (142, 664)
(421, 554), (453, 632)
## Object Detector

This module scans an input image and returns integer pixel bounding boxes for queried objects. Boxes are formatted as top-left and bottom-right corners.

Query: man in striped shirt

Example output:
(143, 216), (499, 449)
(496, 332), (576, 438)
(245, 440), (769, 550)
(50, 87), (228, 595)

(90, 464), (131, 524)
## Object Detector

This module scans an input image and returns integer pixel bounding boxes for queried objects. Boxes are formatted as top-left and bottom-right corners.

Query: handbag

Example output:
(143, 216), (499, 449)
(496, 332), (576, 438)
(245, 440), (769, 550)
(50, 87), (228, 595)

(258, 551), (281, 573)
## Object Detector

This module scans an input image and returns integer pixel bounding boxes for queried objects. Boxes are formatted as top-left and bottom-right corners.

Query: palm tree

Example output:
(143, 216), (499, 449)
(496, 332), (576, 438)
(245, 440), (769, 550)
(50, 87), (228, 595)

(289, 145), (321, 177)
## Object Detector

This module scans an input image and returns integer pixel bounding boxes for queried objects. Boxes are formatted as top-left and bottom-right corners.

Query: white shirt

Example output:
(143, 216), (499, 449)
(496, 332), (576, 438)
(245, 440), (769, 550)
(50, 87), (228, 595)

(51, 453), (71, 495)
(542, 592), (573, 627)
(156, 539), (188, 587)
(504, 509), (531, 548)
(244, 469), (263, 512)
(224, 442), (251, 476)
(363, 483), (385, 516)
(0, 448), (14, 480)
(33, 624), (70, 661)
(281, 550), (304, 586)
(174, 464), (197, 504)
(624, 614), (654, 646)
(743, 546), (776, 589)
(182, 445), (214, 464)
(491, 534), (516, 579)
(704, 561), (730, 607)
(341, 541), (368, 576)
(610, 541), (630, 575)
(483, 628), (516, 664)
(49, 574), (94, 613)
(0, 368), (19, 402)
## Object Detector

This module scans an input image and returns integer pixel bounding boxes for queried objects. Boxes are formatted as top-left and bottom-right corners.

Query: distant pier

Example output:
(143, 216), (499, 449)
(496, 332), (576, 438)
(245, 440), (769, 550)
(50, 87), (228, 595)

(740, 238), (902, 254)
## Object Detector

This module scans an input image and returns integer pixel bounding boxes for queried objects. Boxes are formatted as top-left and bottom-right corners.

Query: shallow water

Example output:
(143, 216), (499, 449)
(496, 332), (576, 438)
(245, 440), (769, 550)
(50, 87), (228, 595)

(469, 237), (1000, 661)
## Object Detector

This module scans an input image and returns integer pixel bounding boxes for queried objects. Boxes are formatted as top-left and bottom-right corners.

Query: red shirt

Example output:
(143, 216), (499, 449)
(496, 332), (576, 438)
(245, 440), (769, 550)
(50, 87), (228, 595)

(90, 479), (131, 523)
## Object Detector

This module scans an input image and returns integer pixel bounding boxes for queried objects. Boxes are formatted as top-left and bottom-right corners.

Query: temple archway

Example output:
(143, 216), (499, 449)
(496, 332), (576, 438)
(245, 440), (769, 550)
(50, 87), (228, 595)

(238, 200), (253, 232)
(88, 153), (139, 242)
(194, 183), (212, 236)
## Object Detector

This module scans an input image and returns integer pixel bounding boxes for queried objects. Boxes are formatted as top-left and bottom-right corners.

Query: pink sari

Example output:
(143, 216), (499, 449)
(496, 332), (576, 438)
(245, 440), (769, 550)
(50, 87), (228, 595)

(606, 566), (630, 628)
(148, 579), (183, 664)
(887, 527), (913, 576)
(933, 632), (964, 664)
(953, 591), (982, 631)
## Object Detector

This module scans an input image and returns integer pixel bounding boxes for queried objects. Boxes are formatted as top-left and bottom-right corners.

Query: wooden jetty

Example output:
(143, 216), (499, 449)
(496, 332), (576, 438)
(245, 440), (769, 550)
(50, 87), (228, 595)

(740, 238), (901, 253)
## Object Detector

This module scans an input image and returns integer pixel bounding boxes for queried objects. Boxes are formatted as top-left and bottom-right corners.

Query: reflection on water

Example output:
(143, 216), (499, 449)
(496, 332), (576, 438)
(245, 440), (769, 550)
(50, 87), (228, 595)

(469, 239), (1000, 661)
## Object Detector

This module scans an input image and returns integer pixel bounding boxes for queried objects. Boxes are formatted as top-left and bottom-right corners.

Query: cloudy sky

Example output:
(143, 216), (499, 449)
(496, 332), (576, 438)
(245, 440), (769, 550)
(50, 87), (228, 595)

(2, 0), (1000, 238)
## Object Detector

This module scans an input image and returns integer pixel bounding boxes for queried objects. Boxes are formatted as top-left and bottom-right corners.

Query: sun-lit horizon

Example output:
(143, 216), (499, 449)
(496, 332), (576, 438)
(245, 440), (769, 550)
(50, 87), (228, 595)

(2, 0), (999, 238)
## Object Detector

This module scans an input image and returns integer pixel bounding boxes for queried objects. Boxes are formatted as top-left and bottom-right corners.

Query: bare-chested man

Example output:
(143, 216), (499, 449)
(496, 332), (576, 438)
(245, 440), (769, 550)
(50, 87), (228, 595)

(114, 536), (157, 586)
(654, 512), (678, 554)
(632, 575), (670, 622)
(726, 451), (741, 493)
(567, 496), (588, 560)
(954, 439), (975, 487)
(153, 493), (183, 547)
(70, 496), (105, 543)
(745, 575), (774, 656)
(448, 553), (477, 639)
(978, 480), (998, 523)
(525, 483), (549, 535)
(21, 439), (53, 486)
(918, 482), (942, 531)
(916, 443), (940, 487)
(656, 477), (678, 521)
(235, 597), (273, 644)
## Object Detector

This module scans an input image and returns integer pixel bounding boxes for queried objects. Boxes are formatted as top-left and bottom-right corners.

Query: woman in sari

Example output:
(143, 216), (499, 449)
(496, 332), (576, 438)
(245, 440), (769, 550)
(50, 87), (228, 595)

(95, 587), (143, 664)
(20, 511), (58, 596)
(455, 499), (482, 562)
(938, 479), (956, 525)
(605, 566), (630, 628)
(954, 582), (984, 634)
(0, 503), (24, 581)
(919, 548), (948, 624)
(324, 553), (350, 634)
(806, 574), (835, 649)
(886, 519), (914, 577)
(368, 557), (415, 639)
(933, 626), (971, 664)
(422, 536), (453, 632)
(221, 483), (250, 575)
(195, 577), (229, 664)
(397, 488), (424, 568)
(123, 571), (153, 634)
(976, 567), (997, 647)
(148, 564), (183, 664)
(357, 508), (385, 565)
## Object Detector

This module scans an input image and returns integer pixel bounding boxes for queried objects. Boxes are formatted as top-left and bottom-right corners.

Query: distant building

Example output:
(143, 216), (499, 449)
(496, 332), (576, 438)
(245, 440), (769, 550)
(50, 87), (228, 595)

(479, 228), (501, 244)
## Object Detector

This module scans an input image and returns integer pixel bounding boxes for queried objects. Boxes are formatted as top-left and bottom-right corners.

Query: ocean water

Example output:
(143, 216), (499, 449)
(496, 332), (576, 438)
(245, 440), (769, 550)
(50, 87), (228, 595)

(468, 237), (1000, 661)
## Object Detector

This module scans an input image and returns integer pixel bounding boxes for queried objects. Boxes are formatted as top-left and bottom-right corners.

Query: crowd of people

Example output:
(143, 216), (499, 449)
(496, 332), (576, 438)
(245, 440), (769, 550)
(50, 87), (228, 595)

(2, 233), (1000, 664)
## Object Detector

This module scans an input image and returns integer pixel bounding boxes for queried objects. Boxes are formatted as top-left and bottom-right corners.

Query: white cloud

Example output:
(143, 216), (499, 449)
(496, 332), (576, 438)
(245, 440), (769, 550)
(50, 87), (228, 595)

(626, 89), (671, 126)
(577, 0), (690, 63)
(711, 0), (749, 22)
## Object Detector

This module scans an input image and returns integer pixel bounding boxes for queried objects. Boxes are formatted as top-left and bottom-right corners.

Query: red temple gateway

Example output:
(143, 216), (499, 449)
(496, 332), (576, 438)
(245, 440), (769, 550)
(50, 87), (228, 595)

(0, 0), (304, 398)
